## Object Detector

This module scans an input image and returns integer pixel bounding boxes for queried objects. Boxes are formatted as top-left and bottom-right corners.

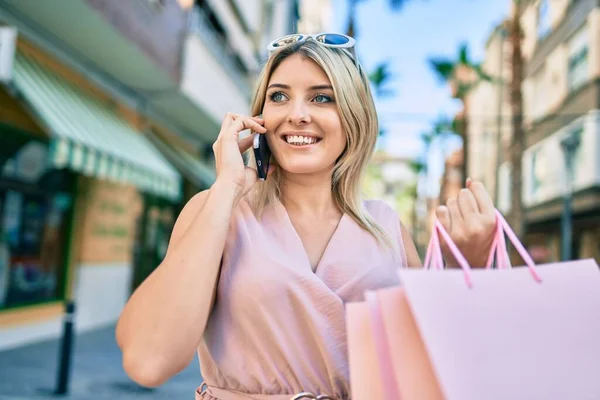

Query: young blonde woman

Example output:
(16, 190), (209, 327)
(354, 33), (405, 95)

(116, 34), (497, 400)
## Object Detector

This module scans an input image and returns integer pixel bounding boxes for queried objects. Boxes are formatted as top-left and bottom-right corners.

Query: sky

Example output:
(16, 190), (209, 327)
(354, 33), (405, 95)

(330, 0), (510, 195)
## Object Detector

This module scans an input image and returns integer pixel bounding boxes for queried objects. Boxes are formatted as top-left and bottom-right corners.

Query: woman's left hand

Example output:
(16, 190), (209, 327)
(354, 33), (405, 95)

(435, 178), (497, 268)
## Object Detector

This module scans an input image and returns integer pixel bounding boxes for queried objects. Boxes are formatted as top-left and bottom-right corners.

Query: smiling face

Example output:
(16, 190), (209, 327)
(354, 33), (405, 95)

(262, 54), (347, 177)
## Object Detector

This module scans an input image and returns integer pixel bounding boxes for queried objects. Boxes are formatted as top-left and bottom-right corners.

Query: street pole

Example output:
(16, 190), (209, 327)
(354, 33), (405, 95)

(560, 130), (582, 261)
(55, 300), (76, 395)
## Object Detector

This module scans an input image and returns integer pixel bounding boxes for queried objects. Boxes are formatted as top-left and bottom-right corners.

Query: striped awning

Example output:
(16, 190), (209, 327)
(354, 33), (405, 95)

(10, 51), (181, 201)
(145, 130), (216, 190)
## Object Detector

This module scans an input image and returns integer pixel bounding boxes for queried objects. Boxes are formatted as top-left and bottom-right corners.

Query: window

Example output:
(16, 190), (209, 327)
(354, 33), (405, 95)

(193, 0), (248, 76)
(530, 148), (543, 196)
(532, 69), (547, 120)
(567, 26), (588, 91)
(196, 0), (227, 43)
(141, 0), (165, 13)
(498, 162), (512, 213)
(0, 129), (74, 309)
(537, 0), (551, 39)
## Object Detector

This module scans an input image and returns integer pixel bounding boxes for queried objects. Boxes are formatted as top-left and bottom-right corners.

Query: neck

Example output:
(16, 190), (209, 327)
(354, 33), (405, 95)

(279, 170), (340, 218)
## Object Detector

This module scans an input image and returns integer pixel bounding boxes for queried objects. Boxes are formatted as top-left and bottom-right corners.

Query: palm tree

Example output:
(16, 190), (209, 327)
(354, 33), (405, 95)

(345, 0), (408, 105)
(345, 0), (410, 38)
(428, 43), (491, 185)
(368, 62), (395, 98)
(506, 1), (526, 242)
(347, 0), (527, 243)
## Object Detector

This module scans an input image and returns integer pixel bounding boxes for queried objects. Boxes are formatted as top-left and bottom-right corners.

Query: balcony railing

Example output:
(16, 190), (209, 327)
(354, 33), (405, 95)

(187, 6), (251, 96)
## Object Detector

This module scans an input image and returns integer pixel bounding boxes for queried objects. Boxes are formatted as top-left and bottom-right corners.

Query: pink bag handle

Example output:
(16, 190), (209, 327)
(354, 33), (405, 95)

(423, 222), (444, 270)
(491, 209), (542, 282)
(423, 217), (474, 287)
(365, 291), (402, 400)
(423, 209), (542, 286)
(485, 211), (511, 269)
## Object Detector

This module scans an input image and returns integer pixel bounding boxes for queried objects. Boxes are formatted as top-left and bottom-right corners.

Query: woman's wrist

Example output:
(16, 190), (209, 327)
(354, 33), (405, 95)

(211, 178), (244, 211)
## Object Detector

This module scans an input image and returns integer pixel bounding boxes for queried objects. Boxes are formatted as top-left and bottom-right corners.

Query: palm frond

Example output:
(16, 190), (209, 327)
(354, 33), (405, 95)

(433, 117), (453, 135)
(369, 62), (395, 97)
(403, 183), (418, 198)
(388, 0), (410, 9)
(420, 131), (434, 146)
(409, 159), (427, 174)
(451, 115), (466, 137)
(473, 64), (493, 82)
(458, 43), (470, 64)
(428, 59), (455, 82)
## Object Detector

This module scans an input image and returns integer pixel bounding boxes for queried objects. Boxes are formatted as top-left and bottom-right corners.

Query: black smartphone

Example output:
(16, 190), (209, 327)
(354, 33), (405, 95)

(253, 133), (271, 181)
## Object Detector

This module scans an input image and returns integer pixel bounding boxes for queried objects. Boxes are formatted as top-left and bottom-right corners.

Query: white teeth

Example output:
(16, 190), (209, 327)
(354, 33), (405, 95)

(286, 135), (318, 145)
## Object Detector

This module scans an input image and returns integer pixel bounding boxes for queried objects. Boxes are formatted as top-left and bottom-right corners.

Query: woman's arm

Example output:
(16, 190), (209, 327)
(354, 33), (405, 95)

(115, 180), (239, 387)
(116, 113), (266, 388)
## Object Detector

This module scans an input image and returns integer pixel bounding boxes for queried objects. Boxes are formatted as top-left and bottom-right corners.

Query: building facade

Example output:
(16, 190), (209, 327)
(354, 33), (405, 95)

(297, 0), (333, 34)
(468, 0), (600, 264)
(0, 0), (300, 350)
(519, 0), (600, 263)
(465, 21), (512, 211)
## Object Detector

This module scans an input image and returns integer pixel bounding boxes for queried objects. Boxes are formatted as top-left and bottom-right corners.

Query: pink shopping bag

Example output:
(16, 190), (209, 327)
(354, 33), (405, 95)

(346, 210), (600, 400)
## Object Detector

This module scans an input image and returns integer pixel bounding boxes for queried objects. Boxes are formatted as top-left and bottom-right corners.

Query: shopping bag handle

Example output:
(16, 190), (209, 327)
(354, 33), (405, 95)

(423, 209), (542, 286)
(490, 210), (541, 282)
(485, 209), (510, 269)
(423, 219), (444, 271)
(423, 216), (474, 287)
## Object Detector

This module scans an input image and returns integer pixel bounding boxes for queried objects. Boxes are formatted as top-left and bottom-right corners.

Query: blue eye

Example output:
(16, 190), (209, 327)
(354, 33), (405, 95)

(268, 91), (287, 102)
(313, 93), (333, 103)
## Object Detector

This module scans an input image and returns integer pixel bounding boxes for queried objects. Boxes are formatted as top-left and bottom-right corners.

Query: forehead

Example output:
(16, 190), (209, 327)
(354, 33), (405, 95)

(268, 54), (331, 87)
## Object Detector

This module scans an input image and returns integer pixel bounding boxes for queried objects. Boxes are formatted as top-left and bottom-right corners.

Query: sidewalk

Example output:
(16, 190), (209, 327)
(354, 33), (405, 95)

(0, 324), (202, 399)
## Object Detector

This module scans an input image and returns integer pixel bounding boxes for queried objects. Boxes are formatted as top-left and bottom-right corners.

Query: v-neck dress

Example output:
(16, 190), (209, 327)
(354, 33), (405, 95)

(196, 198), (408, 400)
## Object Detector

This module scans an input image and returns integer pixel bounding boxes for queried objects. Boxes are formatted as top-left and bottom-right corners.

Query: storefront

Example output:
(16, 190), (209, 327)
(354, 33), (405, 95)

(526, 201), (600, 265)
(0, 41), (182, 349)
(0, 123), (75, 312)
(129, 128), (216, 292)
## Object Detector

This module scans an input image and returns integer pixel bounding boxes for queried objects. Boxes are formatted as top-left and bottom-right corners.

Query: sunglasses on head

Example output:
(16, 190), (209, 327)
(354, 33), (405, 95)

(267, 33), (360, 70)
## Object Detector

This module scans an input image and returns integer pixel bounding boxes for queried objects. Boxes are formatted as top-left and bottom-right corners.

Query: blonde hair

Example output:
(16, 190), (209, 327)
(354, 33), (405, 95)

(247, 40), (392, 247)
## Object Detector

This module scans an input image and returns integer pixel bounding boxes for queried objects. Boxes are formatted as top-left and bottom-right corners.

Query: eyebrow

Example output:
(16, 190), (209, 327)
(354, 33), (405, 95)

(267, 83), (333, 91)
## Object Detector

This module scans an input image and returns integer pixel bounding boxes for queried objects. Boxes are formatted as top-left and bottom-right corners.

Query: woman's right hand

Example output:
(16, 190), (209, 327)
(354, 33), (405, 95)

(212, 113), (267, 203)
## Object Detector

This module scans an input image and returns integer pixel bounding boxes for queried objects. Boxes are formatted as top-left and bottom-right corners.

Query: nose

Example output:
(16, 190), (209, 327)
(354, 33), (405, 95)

(287, 100), (311, 126)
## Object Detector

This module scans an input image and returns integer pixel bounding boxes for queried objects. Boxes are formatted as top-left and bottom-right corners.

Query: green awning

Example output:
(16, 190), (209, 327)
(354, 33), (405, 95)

(145, 130), (215, 190)
(10, 51), (181, 201)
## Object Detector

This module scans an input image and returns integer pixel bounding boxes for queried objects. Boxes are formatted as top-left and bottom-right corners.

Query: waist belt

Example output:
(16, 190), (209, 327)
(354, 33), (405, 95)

(196, 383), (343, 400)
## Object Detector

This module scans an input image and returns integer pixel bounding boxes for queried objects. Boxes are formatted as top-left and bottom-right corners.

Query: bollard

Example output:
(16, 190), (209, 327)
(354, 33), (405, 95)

(55, 300), (76, 395)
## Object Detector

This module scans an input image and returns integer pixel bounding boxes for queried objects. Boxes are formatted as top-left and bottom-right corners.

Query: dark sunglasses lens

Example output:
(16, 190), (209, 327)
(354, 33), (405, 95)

(273, 35), (303, 48)
(318, 34), (350, 45)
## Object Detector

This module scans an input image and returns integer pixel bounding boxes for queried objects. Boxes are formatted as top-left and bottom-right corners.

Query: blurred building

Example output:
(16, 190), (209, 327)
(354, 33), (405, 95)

(467, 0), (600, 264)
(439, 148), (464, 206)
(465, 21), (512, 212)
(259, 0), (302, 58)
(297, 0), (333, 33)
(367, 151), (419, 238)
(0, 0), (299, 349)
(414, 147), (464, 257)
(518, 0), (600, 263)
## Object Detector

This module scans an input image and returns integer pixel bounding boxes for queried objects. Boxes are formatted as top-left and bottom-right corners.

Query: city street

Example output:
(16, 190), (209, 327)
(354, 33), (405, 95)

(0, 325), (202, 400)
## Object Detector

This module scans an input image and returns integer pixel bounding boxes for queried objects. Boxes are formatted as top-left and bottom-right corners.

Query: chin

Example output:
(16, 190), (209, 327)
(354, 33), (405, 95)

(276, 159), (334, 176)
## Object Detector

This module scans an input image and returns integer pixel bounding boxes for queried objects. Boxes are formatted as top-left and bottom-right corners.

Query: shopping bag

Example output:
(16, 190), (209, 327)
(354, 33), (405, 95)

(346, 209), (600, 400)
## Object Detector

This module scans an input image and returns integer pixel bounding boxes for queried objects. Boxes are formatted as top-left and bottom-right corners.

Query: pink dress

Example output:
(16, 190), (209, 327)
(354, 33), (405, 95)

(196, 198), (408, 399)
